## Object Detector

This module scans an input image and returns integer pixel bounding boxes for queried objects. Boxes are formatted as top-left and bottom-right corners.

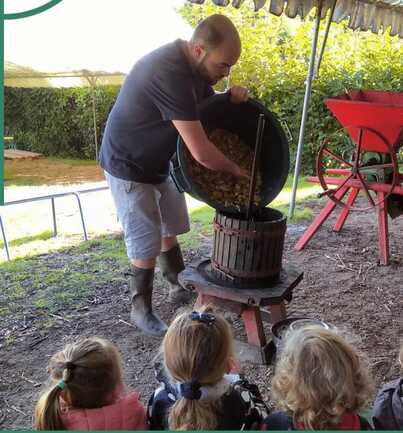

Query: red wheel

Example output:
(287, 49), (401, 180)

(316, 126), (399, 211)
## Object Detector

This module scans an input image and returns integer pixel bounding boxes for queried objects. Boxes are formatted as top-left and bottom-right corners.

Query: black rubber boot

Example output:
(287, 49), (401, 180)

(128, 266), (167, 337)
(159, 244), (192, 304)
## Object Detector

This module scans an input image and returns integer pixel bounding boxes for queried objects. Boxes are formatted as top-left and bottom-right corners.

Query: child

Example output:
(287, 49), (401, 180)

(147, 307), (269, 430)
(34, 336), (147, 430)
(372, 344), (403, 429)
(263, 326), (373, 430)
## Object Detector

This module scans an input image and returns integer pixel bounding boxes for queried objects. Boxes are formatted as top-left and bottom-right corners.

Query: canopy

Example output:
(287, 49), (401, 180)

(189, 0), (403, 37)
(4, 61), (126, 88)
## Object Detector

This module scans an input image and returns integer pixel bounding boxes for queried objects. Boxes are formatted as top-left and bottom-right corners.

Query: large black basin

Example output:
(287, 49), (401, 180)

(171, 93), (290, 213)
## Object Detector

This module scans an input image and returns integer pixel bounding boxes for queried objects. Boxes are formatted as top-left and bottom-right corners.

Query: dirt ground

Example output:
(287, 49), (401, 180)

(0, 199), (402, 430)
(5, 159), (104, 186)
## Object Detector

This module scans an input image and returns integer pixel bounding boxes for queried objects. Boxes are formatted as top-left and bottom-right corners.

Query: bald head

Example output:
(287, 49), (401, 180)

(191, 14), (241, 53)
(187, 14), (241, 85)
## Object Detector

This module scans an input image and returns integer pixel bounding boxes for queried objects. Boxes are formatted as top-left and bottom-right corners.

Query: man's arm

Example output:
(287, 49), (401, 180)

(172, 120), (248, 178)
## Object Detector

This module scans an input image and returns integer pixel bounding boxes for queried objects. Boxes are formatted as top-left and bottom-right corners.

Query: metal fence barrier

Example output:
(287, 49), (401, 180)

(0, 186), (109, 261)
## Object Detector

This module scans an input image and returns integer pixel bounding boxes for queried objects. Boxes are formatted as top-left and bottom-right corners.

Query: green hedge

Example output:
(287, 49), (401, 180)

(5, 6), (403, 172)
(4, 85), (119, 159)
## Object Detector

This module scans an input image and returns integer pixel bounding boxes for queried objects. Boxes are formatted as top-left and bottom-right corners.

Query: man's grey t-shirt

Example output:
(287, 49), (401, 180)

(100, 39), (214, 184)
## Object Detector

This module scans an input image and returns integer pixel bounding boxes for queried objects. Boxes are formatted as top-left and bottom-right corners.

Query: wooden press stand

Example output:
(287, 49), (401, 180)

(179, 259), (303, 364)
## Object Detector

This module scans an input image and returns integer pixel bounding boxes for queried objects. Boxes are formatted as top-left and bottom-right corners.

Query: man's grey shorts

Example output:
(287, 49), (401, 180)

(105, 171), (190, 260)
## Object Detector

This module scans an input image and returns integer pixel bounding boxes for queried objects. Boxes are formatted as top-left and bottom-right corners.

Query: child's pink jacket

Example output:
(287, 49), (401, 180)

(60, 391), (148, 431)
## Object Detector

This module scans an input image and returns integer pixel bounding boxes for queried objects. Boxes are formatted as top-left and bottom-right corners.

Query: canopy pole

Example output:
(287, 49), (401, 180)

(289, 0), (324, 218)
(90, 78), (98, 161)
(85, 75), (99, 161)
(315, 0), (337, 77)
(91, 87), (98, 161)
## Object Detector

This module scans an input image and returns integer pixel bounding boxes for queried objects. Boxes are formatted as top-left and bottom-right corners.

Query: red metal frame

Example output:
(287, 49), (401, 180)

(295, 177), (402, 264)
(195, 291), (286, 358)
(325, 90), (403, 153)
(296, 90), (403, 265)
(316, 126), (399, 211)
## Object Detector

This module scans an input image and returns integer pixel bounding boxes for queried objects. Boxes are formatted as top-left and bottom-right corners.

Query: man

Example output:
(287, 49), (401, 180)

(100, 14), (248, 336)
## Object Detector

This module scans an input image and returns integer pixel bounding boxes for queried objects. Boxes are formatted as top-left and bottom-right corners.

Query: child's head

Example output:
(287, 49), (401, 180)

(272, 325), (373, 430)
(162, 306), (234, 430)
(35, 337), (124, 430)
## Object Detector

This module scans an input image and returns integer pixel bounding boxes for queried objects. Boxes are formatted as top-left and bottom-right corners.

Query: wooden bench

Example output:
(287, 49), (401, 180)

(4, 136), (15, 149)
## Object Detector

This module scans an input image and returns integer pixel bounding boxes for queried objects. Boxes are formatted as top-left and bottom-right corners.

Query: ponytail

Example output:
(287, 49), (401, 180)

(34, 337), (125, 430)
(168, 398), (219, 430)
(163, 308), (233, 430)
(34, 383), (65, 430)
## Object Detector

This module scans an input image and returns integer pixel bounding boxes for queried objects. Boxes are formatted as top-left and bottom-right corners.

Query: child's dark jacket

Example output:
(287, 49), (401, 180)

(147, 363), (269, 430)
(372, 377), (403, 430)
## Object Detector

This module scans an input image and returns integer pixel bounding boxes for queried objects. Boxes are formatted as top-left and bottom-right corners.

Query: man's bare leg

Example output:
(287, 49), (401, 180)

(132, 257), (156, 269)
(161, 235), (178, 253)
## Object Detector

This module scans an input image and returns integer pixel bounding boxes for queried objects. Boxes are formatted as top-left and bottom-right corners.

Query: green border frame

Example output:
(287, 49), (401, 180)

(4, 0), (63, 20)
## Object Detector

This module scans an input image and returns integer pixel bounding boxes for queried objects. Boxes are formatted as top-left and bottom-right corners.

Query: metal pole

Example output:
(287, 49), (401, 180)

(246, 114), (266, 220)
(0, 215), (11, 261)
(91, 83), (98, 161)
(85, 75), (99, 162)
(289, 0), (324, 218)
(0, 187), (108, 256)
(73, 193), (88, 241)
(51, 197), (57, 237)
(314, 0), (337, 78)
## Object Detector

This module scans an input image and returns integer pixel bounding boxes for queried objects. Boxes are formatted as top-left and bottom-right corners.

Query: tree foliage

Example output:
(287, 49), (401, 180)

(179, 1), (403, 172)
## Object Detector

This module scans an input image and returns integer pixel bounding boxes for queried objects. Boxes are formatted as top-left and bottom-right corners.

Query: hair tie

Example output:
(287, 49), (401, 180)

(190, 311), (216, 326)
(179, 380), (202, 400)
(57, 380), (66, 390)
(65, 361), (76, 370)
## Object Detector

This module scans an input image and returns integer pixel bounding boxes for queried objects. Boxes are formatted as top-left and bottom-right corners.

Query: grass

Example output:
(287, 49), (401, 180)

(3, 170), (40, 186)
(4, 157), (104, 186)
(180, 206), (215, 250)
(0, 233), (127, 319)
(0, 230), (53, 248)
(46, 157), (98, 166)
(74, 236), (127, 262)
(274, 205), (313, 221)
(0, 176), (317, 261)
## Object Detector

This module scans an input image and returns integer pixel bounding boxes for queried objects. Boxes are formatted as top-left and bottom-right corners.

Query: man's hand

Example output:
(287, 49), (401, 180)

(231, 164), (250, 179)
(229, 85), (248, 104)
(172, 120), (250, 179)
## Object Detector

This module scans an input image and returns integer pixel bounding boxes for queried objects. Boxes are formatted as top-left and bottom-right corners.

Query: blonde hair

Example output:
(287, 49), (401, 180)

(163, 306), (234, 430)
(272, 326), (373, 430)
(34, 337), (124, 430)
